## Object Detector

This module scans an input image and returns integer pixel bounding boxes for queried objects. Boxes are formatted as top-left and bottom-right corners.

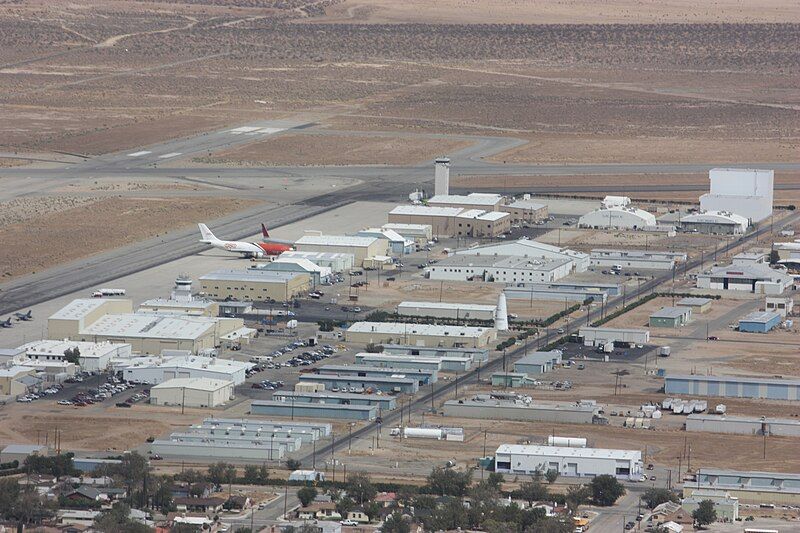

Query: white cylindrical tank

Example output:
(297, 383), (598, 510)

(652, 410), (663, 419)
(547, 436), (587, 448)
(403, 427), (444, 440)
(662, 398), (673, 409)
(715, 404), (727, 414)
(496, 292), (509, 331)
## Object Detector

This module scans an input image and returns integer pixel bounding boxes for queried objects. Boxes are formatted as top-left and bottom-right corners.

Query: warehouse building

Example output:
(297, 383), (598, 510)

(589, 249), (686, 270)
(355, 353), (472, 373)
(122, 355), (251, 385)
(345, 322), (496, 349)
(443, 399), (600, 424)
(294, 234), (386, 266)
(689, 469), (800, 506)
(454, 239), (590, 272)
(381, 223), (432, 246)
(356, 228), (415, 255)
(313, 364), (438, 385)
(397, 301), (497, 322)
(766, 296), (794, 317)
(696, 253), (793, 294)
(150, 378), (234, 408)
(17, 340), (131, 372)
(252, 399), (378, 420)
(490, 372), (539, 388)
(199, 269), (309, 302)
(151, 435), (292, 461)
(579, 204), (657, 230)
(427, 193), (503, 211)
(680, 210), (750, 235)
(494, 444), (642, 480)
(298, 373), (418, 394)
(272, 390), (397, 411)
(500, 198), (548, 223)
(388, 205), (465, 237)
(579, 327), (650, 345)
(505, 284), (609, 304)
(513, 350), (563, 375)
(277, 251), (354, 273)
(665, 374), (800, 400)
(454, 209), (512, 238)
(677, 297), (713, 314)
(382, 344), (489, 363)
(686, 414), (800, 437)
(427, 254), (573, 283)
(200, 418), (331, 441)
(649, 306), (692, 328)
(681, 489), (739, 522)
(252, 258), (331, 288)
(140, 276), (219, 317)
(738, 311), (782, 333)
(700, 168), (773, 223)
(48, 298), (134, 340)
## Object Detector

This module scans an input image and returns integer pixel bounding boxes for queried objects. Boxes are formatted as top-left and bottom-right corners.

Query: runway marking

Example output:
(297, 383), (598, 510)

(127, 150), (152, 157)
(251, 127), (284, 135)
(158, 152), (182, 159)
(228, 126), (261, 135)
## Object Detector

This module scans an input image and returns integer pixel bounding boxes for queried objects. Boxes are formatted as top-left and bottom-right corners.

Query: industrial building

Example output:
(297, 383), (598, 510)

(151, 432), (297, 461)
(277, 251), (354, 273)
(251, 400), (377, 420)
(427, 193), (503, 211)
(500, 198), (548, 223)
(272, 390), (397, 411)
(355, 353), (472, 373)
(294, 234), (386, 266)
(139, 276), (219, 317)
(589, 249), (686, 270)
(504, 284), (610, 304)
(513, 350), (563, 375)
(453, 210), (512, 238)
(677, 297), (713, 313)
(48, 298), (253, 354)
(686, 414), (800, 437)
(680, 210), (750, 235)
(121, 355), (251, 385)
(681, 489), (739, 522)
(454, 239), (590, 272)
(579, 197), (657, 230)
(649, 307), (692, 328)
(381, 223), (432, 246)
(252, 257), (331, 288)
(738, 311), (782, 333)
(201, 417), (331, 437)
(199, 269), (310, 302)
(443, 399), (601, 424)
(345, 322), (496, 349)
(0, 444), (48, 464)
(696, 260), (793, 294)
(313, 363), (438, 385)
(665, 374), (800, 400)
(298, 373), (419, 394)
(356, 228), (415, 255)
(494, 444), (642, 480)
(382, 344), (489, 363)
(490, 372), (539, 388)
(16, 340), (131, 372)
(766, 296), (794, 317)
(699, 168), (774, 223)
(690, 469), (800, 506)
(578, 327), (650, 345)
(427, 254), (573, 283)
(396, 301), (497, 322)
(150, 378), (234, 408)
(0, 366), (38, 396)
(388, 205), (465, 238)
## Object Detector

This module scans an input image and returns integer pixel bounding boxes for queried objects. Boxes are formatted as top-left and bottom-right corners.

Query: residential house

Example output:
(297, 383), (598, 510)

(174, 496), (226, 514)
(226, 495), (251, 510)
(297, 501), (342, 521)
(374, 492), (398, 508)
(346, 508), (370, 524)
(650, 501), (692, 526)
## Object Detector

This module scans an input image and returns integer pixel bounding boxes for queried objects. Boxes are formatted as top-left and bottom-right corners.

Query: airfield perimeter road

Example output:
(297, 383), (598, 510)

(2, 116), (800, 316)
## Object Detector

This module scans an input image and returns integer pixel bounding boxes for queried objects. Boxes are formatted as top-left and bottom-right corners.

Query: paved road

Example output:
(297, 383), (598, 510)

(223, 488), (300, 530)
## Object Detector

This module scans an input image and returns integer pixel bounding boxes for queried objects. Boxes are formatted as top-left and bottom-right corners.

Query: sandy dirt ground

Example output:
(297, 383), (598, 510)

(0, 196), (262, 279)
(197, 133), (473, 166)
(318, 0), (800, 24)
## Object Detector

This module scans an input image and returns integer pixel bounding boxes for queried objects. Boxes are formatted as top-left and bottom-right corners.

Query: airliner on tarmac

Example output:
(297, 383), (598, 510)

(198, 223), (293, 258)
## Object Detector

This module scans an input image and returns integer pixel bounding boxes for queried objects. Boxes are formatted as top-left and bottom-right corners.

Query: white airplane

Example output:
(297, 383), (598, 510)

(198, 223), (292, 258)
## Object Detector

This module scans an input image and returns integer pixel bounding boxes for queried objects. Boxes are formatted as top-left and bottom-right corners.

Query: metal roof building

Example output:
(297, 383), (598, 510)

(680, 210), (750, 235)
(494, 443), (642, 480)
(578, 326), (650, 345)
(294, 234), (386, 266)
(298, 373), (419, 394)
(355, 352), (472, 373)
(313, 363), (438, 384)
(199, 418), (331, 440)
(427, 193), (503, 210)
(122, 355), (251, 385)
(738, 310), (782, 333)
(513, 350), (563, 375)
(272, 390), (397, 411)
(649, 306), (692, 328)
(150, 377), (235, 408)
(443, 399), (600, 424)
(427, 254), (573, 283)
(690, 468), (800, 505)
(251, 400), (378, 420)
(686, 413), (800, 437)
(276, 251), (354, 272)
(199, 269), (310, 302)
(665, 374), (800, 400)
(677, 297), (713, 313)
(578, 205), (657, 230)
(17, 340), (132, 372)
(699, 168), (773, 223)
(454, 239), (589, 272)
(696, 261), (793, 294)
(382, 344), (489, 363)
(396, 301), (497, 322)
(345, 322), (496, 349)
(589, 249), (684, 270)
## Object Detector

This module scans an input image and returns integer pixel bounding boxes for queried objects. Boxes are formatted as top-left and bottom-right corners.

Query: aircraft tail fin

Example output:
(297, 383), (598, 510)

(261, 224), (270, 238)
(198, 223), (217, 242)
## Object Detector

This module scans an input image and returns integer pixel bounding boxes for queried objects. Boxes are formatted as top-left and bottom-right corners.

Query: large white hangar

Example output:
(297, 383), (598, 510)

(579, 205), (657, 230)
(680, 210), (750, 235)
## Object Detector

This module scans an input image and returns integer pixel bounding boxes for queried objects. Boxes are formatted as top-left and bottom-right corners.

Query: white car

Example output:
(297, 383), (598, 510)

(340, 519), (359, 526)
(17, 397), (32, 403)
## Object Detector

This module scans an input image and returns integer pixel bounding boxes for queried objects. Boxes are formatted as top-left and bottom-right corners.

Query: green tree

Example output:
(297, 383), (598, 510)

(769, 249), (781, 264)
(590, 475), (625, 506)
(207, 462), (233, 487)
(151, 476), (175, 513)
(486, 472), (505, 489)
(525, 516), (573, 533)
(286, 458), (302, 470)
(0, 478), (20, 518)
(513, 481), (549, 507)
(425, 466), (473, 497)
(234, 528), (252, 533)
(692, 499), (717, 528)
(363, 500), (382, 521)
(346, 471), (376, 505)
(641, 487), (678, 509)
(243, 464), (268, 485)
(170, 524), (199, 533)
(296, 486), (317, 507)
(335, 495), (356, 517)
(381, 511), (411, 533)
(94, 502), (152, 533)
(545, 469), (559, 484)
(564, 484), (591, 513)
(424, 498), (468, 531)
(64, 347), (80, 364)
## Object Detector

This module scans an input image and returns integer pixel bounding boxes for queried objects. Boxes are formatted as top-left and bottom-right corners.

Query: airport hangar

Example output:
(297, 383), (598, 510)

(665, 374), (800, 400)
(150, 377), (235, 408)
(494, 444), (642, 481)
(294, 234), (386, 266)
(396, 301), (497, 322)
(345, 322), (497, 349)
(426, 254), (573, 284)
(199, 270), (310, 302)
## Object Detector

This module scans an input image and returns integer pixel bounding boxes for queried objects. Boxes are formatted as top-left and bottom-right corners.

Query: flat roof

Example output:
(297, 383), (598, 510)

(688, 414), (800, 426)
(428, 193), (502, 206)
(347, 321), (492, 337)
(515, 351), (562, 365)
(316, 364), (434, 375)
(127, 355), (250, 373)
(666, 374), (800, 386)
(273, 391), (395, 402)
(295, 234), (378, 247)
(591, 248), (685, 259)
(1, 444), (47, 454)
(140, 297), (214, 309)
(677, 297), (713, 306)
(49, 298), (121, 321)
(477, 211), (510, 221)
(83, 314), (217, 340)
(252, 400), (375, 412)
(448, 399), (596, 413)
(456, 209), (487, 219)
(457, 239), (589, 260)
(579, 326), (648, 333)
(740, 311), (782, 323)
(496, 443), (640, 461)
(151, 377), (234, 392)
(279, 251), (354, 260)
(382, 223), (432, 231)
(492, 255), (572, 271)
(650, 307), (690, 319)
(398, 301), (497, 312)
(700, 262), (792, 281)
(505, 199), (546, 210)
(199, 269), (303, 283)
(359, 228), (406, 242)
(390, 205), (464, 217)
(383, 344), (488, 354)
(23, 340), (125, 356)
(698, 467), (800, 482)
(0, 366), (33, 378)
(299, 374), (416, 385)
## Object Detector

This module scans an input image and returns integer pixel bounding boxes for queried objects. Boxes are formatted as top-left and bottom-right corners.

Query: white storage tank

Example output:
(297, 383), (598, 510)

(662, 398), (673, 409)
(715, 404), (727, 414)
(403, 427), (444, 440)
(652, 410), (663, 419)
(547, 436), (587, 448)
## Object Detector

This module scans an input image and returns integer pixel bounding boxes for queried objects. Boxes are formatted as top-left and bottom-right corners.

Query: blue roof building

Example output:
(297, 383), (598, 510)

(738, 311), (782, 333)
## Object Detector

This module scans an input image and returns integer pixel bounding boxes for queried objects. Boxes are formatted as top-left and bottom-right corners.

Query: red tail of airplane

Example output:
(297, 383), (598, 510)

(261, 224), (270, 238)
